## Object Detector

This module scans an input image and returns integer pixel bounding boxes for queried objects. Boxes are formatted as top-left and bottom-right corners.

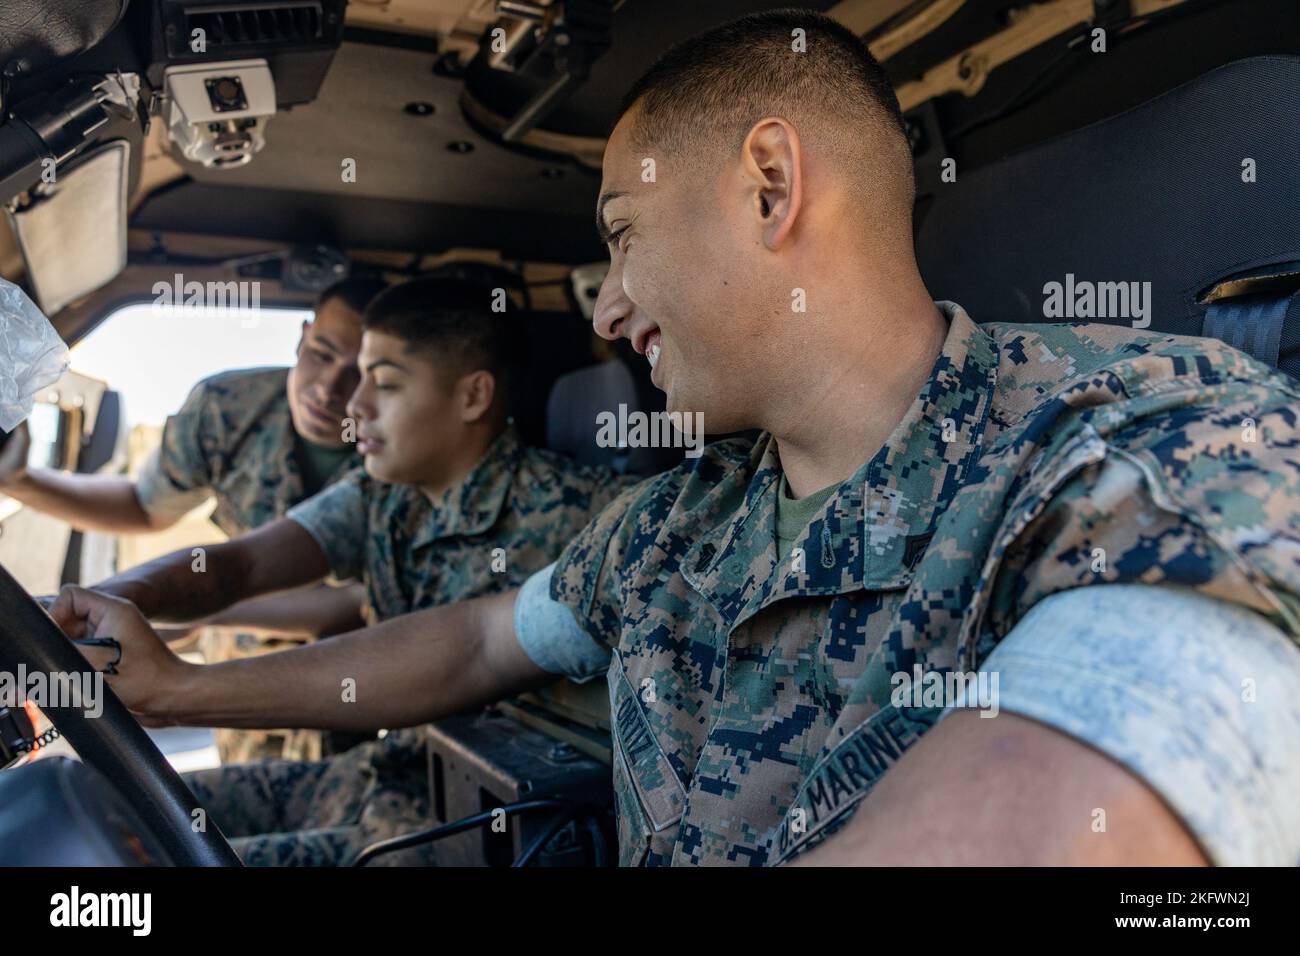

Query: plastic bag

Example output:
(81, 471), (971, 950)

(0, 278), (69, 433)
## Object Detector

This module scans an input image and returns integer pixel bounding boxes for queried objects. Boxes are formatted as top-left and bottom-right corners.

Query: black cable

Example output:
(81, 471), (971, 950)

(348, 797), (575, 867)
(584, 815), (609, 868)
(511, 812), (573, 867)
(944, 24), (1092, 142)
(944, 0), (1223, 143)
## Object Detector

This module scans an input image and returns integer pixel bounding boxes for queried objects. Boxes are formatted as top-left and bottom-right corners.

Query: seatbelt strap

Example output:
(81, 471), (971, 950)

(1200, 289), (1297, 370)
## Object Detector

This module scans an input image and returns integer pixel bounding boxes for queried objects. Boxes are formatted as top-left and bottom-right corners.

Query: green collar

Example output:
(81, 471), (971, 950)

(775, 473), (839, 559)
(680, 303), (1000, 629)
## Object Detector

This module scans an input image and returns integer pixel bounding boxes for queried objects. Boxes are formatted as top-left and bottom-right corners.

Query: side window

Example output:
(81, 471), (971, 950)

(0, 300), (312, 593)
(70, 300), (312, 448)
(73, 300), (314, 572)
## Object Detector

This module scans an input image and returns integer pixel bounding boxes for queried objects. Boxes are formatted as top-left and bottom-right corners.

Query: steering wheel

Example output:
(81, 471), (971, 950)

(0, 563), (241, 866)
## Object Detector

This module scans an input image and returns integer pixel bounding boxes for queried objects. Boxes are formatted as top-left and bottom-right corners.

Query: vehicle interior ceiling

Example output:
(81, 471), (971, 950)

(0, 0), (1297, 474)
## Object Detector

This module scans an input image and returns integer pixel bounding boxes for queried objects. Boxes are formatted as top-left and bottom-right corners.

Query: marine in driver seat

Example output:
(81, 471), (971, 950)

(57, 10), (1300, 866)
(1, 276), (386, 763)
(58, 274), (630, 865)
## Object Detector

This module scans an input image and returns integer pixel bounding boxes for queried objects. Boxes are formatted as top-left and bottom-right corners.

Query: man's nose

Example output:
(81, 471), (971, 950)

(345, 383), (369, 423)
(593, 257), (633, 342)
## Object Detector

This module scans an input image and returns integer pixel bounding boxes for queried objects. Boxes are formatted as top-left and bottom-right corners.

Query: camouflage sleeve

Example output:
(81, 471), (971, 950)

(134, 447), (213, 520)
(949, 583), (1300, 866)
(986, 381), (1300, 644)
(548, 480), (650, 650)
(285, 467), (368, 582)
(134, 378), (218, 516)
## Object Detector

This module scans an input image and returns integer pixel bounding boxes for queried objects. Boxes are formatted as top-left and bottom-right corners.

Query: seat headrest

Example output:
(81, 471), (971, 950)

(547, 358), (682, 476)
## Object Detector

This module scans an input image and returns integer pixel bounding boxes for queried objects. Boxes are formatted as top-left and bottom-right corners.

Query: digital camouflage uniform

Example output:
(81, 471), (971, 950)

(136, 366), (360, 763)
(550, 301), (1300, 866)
(137, 366), (356, 536)
(185, 426), (632, 865)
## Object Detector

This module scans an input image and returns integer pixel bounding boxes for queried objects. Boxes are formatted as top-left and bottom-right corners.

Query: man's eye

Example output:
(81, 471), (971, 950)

(374, 383), (399, 392)
(311, 350), (333, 363)
(608, 227), (628, 250)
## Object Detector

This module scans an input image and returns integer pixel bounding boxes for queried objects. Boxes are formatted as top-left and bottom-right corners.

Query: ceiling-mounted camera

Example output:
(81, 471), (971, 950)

(163, 60), (275, 168)
(205, 76), (249, 113)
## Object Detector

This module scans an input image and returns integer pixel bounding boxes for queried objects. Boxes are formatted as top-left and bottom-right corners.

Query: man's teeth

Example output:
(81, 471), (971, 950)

(647, 343), (661, 368)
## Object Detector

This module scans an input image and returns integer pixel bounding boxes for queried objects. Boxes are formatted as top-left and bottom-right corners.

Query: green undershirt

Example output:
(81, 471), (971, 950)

(293, 435), (355, 497)
(775, 473), (839, 563)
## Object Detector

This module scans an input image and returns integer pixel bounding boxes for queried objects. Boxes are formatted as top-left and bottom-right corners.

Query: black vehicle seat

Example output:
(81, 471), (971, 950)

(546, 345), (683, 477)
(0, 1), (128, 79)
(915, 55), (1300, 382)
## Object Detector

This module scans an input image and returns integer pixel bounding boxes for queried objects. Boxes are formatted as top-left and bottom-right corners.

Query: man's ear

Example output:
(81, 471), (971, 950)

(295, 320), (311, 356)
(458, 370), (498, 423)
(741, 117), (804, 250)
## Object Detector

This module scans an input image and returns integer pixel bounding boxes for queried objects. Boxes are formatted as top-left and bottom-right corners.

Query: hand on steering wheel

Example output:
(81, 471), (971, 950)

(0, 564), (240, 865)
(49, 585), (192, 727)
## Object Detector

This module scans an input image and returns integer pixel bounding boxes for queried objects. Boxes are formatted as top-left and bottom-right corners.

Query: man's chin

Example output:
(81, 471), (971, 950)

(363, 454), (419, 485)
(667, 395), (747, 435)
(363, 455), (395, 482)
(294, 419), (347, 448)
(665, 387), (711, 425)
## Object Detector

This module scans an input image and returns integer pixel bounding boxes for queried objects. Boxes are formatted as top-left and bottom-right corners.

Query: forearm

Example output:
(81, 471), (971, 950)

(1, 470), (164, 534)
(153, 588), (544, 731)
(94, 518), (328, 624)
(94, 541), (254, 623)
(191, 582), (366, 640)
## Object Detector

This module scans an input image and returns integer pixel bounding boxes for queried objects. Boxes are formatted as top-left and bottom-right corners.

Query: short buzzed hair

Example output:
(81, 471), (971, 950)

(363, 275), (516, 406)
(618, 9), (914, 227)
(318, 276), (389, 315)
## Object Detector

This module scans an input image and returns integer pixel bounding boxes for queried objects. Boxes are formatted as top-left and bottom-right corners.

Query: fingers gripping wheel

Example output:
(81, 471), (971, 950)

(0, 563), (241, 867)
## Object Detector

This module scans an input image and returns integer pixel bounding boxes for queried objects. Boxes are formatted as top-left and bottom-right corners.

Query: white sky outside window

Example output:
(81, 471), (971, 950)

(70, 302), (313, 429)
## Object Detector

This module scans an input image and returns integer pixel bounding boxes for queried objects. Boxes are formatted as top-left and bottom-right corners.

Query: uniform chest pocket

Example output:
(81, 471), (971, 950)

(608, 652), (688, 865)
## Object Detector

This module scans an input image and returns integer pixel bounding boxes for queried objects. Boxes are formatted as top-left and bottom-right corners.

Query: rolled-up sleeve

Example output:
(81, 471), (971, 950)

(548, 482), (644, 651)
(515, 563), (611, 682)
(135, 379), (218, 518)
(135, 446), (212, 520)
(948, 583), (1300, 866)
